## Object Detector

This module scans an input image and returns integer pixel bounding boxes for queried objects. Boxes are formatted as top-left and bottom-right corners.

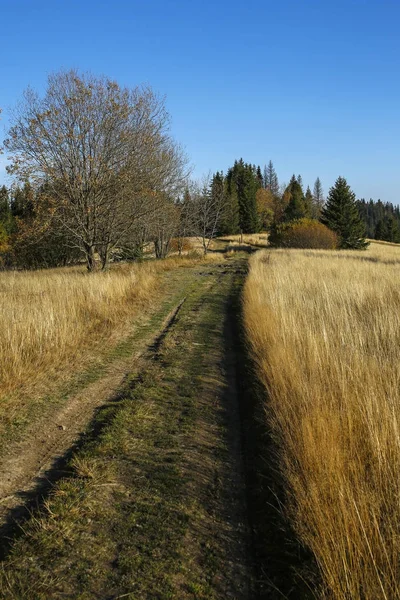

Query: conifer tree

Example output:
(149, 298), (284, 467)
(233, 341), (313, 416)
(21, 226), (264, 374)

(11, 182), (34, 219)
(297, 174), (304, 191)
(0, 186), (9, 217)
(0, 186), (13, 234)
(322, 177), (368, 249)
(385, 215), (399, 242)
(304, 186), (313, 218)
(283, 178), (307, 222)
(313, 177), (324, 216)
(225, 160), (259, 233)
(236, 161), (260, 233)
(256, 165), (263, 188)
(221, 167), (240, 234)
(263, 160), (279, 196)
(375, 219), (386, 241)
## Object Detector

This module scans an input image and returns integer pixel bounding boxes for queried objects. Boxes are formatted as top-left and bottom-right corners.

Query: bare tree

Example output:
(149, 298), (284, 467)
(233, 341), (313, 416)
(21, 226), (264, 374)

(150, 195), (180, 259)
(175, 187), (196, 256)
(192, 174), (225, 255)
(4, 70), (188, 270)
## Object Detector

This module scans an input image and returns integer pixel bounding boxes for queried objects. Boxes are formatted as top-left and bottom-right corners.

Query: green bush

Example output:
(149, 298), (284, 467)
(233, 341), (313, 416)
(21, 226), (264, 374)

(270, 218), (338, 249)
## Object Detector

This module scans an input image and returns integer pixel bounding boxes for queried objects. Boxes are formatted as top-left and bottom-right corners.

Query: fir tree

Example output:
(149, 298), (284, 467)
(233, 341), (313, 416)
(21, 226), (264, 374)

(322, 177), (368, 249)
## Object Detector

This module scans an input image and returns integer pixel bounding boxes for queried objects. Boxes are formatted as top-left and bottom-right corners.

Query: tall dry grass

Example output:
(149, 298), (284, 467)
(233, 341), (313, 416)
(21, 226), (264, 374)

(244, 243), (400, 599)
(0, 263), (156, 398)
(0, 253), (214, 406)
(219, 233), (269, 248)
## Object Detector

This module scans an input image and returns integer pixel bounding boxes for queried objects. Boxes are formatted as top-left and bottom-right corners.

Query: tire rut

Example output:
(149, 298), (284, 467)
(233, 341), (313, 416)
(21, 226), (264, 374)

(0, 296), (188, 535)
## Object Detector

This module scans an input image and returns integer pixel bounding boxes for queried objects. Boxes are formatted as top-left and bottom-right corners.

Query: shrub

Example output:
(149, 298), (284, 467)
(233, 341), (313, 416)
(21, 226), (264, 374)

(270, 218), (338, 249)
(169, 237), (194, 253)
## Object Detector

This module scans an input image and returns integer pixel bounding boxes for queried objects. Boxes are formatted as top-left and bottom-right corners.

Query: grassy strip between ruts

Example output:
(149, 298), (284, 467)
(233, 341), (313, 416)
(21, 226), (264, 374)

(0, 257), (252, 600)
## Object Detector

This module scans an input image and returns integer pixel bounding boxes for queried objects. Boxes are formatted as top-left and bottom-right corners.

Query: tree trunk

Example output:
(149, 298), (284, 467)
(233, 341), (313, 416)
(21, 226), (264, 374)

(178, 238), (182, 257)
(85, 244), (98, 272)
(154, 239), (162, 259)
(100, 245), (110, 270)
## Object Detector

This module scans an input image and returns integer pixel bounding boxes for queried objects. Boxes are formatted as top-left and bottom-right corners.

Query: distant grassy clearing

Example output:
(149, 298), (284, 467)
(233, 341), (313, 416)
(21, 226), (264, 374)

(244, 241), (400, 599)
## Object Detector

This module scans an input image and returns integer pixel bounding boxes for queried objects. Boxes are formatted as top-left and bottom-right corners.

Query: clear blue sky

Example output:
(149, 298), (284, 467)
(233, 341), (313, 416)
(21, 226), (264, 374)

(1, 0), (399, 202)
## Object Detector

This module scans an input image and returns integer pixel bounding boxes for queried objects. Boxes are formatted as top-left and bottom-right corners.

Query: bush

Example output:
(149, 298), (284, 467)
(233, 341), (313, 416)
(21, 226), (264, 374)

(169, 237), (194, 253)
(270, 219), (338, 249)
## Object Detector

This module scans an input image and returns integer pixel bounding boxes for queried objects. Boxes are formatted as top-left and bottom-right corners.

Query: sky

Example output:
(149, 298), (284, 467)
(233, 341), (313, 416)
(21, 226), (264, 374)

(1, 0), (399, 202)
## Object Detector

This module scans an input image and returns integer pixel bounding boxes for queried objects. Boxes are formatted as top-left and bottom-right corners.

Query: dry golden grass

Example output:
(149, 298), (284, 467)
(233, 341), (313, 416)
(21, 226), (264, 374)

(0, 263), (156, 398)
(0, 253), (215, 404)
(219, 233), (269, 247)
(244, 242), (400, 599)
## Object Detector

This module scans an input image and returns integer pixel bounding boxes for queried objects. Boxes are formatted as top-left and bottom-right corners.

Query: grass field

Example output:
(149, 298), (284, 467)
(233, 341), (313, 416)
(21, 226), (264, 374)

(244, 241), (400, 599)
(0, 263), (155, 397)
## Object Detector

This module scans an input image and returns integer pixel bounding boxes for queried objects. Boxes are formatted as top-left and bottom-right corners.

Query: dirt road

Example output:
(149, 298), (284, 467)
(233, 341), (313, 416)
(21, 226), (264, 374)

(0, 255), (258, 599)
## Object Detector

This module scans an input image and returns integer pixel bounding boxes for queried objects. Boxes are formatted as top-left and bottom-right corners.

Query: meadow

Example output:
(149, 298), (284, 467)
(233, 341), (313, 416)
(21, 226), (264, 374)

(244, 242), (400, 598)
(0, 254), (215, 422)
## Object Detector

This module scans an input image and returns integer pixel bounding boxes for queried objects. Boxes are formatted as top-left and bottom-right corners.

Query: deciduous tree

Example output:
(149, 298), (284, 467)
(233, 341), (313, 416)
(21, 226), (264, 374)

(5, 69), (188, 270)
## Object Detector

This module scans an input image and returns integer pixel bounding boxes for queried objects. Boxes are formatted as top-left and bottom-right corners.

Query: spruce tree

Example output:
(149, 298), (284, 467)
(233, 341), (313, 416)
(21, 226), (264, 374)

(385, 215), (399, 242)
(221, 167), (240, 234)
(375, 219), (386, 241)
(263, 160), (279, 196)
(283, 178), (307, 222)
(256, 165), (263, 188)
(210, 172), (225, 235)
(237, 162), (260, 233)
(313, 177), (324, 207)
(304, 186), (313, 218)
(227, 160), (259, 233)
(322, 177), (368, 249)
(297, 174), (304, 191)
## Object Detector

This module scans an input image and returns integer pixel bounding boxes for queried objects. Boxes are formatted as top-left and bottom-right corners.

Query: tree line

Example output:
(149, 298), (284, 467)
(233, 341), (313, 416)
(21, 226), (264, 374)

(0, 68), (385, 269)
(204, 161), (367, 249)
(357, 198), (400, 243)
